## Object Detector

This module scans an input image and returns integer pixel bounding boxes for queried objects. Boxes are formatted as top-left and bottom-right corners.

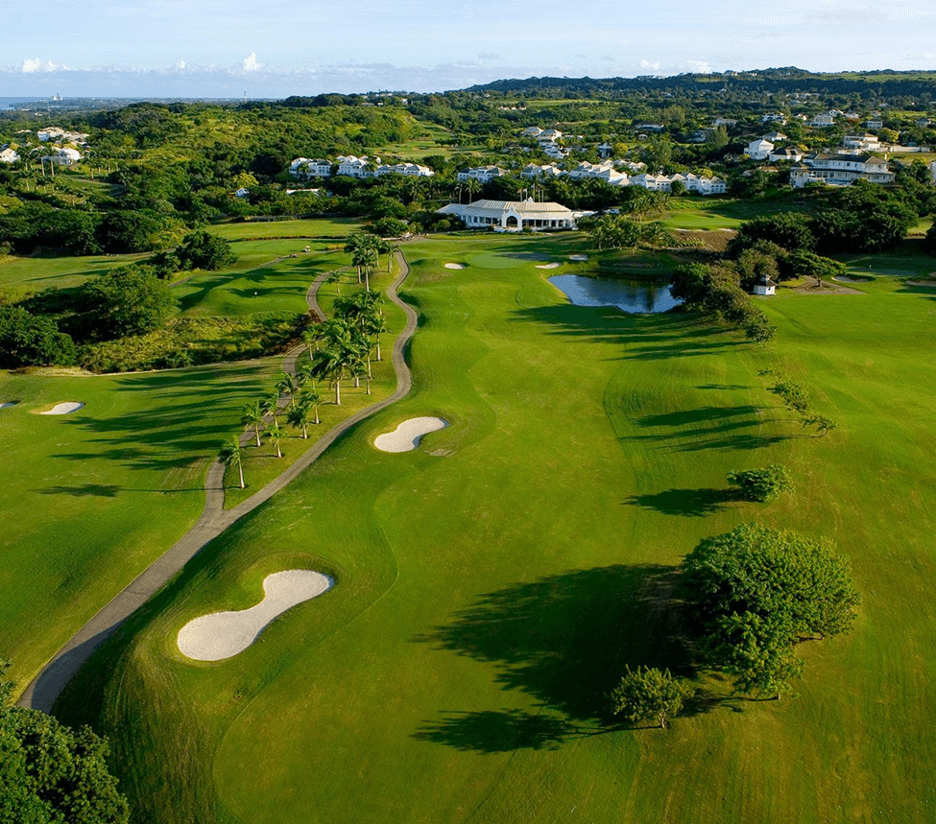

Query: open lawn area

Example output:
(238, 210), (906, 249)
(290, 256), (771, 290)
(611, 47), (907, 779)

(53, 232), (936, 823)
(207, 217), (365, 241)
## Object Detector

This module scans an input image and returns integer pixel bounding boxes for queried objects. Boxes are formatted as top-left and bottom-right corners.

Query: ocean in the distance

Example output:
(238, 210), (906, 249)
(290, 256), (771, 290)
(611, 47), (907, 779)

(0, 97), (45, 108)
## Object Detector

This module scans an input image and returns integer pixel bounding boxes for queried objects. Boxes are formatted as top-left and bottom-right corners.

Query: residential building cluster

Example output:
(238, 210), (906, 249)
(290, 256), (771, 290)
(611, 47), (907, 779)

(289, 155), (434, 179)
(517, 159), (726, 194)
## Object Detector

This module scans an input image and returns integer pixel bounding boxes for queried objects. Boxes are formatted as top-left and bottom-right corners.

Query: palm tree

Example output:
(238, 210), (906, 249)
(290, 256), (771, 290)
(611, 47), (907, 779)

(220, 438), (245, 489)
(264, 419), (284, 458)
(326, 269), (343, 295)
(261, 389), (281, 423)
(366, 312), (388, 361)
(296, 387), (323, 424)
(287, 401), (314, 439)
(310, 346), (348, 405)
(302, 324), (324, 360)
(241, 401), (265, 447)
(276, 372), (299, 408)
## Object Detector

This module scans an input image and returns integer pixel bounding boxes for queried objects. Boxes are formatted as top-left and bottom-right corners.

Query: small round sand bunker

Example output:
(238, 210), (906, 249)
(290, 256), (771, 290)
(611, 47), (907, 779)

(535, 262), (561, 269)
(444, 263), (466, 269)
(39, 402), (85, 415)
(374, 416), (448, 452)
(177, 570), (333, 661)
(569, 254), (589, 262)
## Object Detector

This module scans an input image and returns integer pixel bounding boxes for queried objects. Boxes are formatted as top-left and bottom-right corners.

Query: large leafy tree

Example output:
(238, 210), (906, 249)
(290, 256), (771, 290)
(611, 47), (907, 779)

(0, 306), (76, 368)
(79, 265), (176, 339)
(0, 661), (129, 824)
(175, 230), (237, 271)
(682, 524), (860, 698)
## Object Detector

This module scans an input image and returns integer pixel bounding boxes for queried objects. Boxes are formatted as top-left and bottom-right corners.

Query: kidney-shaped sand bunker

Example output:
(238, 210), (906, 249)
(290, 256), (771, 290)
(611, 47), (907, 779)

(177, 570), (333, 661)
(374, 417), (448, 452)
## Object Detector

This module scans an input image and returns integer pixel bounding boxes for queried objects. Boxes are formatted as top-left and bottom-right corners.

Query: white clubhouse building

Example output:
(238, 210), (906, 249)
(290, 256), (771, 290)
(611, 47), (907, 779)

(436, 198), (577, 231)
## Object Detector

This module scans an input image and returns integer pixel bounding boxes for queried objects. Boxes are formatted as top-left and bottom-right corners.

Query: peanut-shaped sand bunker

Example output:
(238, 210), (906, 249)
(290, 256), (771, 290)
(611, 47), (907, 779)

(177, 570), (333, 661)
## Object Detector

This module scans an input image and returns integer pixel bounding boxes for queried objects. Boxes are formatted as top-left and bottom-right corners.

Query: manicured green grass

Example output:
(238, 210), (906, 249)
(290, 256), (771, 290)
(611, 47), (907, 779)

(0, 251), (150, 293)
(0, 360), (276, 689)
(56, 233), (936, 823)
(207, 218), (364, 241)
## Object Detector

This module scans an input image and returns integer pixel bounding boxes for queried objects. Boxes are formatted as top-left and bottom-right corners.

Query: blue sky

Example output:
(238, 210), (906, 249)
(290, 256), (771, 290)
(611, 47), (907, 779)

(1, 0), (934, 96)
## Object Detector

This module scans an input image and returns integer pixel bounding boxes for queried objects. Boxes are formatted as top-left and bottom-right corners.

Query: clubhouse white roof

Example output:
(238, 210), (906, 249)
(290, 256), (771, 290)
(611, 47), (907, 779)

(437, 198), (577, 230)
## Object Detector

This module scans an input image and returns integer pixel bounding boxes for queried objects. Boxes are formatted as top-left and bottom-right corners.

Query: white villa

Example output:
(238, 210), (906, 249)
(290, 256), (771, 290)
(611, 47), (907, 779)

(522, 126), (544, 138)
(289, 158), (332, 178)
(810, 113), (836, 127)
(790, 153), (894, 188)
(436, 198), (577, 231)
(0, 147), (19, 164)
(45, 147), (81, 166)
(769, 147), (804, 163)
(744, 139), (775, 161)
(521, 163), (564, 179)
(37, 127), (89, 145)
(337, 155), (378, 177)
(842, 133), (881, 151)
(374, 162), (434, 177)
(457, 165), (507, 183)
(566, 160), (628, 185)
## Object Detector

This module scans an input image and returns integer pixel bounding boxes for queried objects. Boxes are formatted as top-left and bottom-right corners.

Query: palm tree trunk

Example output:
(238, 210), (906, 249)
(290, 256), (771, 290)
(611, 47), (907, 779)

(335, 381), (341, 405)
(238, 464), (245, 489)
(314, 407), (320, 424)
(254, 426), (261, 447)
(376, 340), (381, 361)
(365, 269), (370, 292)
(276, 443), (282, 458)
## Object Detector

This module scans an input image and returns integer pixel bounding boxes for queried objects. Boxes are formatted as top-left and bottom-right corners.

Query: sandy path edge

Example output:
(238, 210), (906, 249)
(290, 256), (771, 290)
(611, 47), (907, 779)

(18, 250), (419, 714)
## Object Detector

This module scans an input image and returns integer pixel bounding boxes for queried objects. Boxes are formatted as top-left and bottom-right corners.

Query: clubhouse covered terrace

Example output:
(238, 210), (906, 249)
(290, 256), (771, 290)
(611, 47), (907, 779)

(436, 198), (578, 231)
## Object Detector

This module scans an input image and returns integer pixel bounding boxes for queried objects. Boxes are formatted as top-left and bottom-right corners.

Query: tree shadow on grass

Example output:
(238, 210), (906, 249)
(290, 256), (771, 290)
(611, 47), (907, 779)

(624, 487), (740, 517)
(38, 484), (122, 497)
(412, 564), (693, 754)
(508, 305), (739, 361)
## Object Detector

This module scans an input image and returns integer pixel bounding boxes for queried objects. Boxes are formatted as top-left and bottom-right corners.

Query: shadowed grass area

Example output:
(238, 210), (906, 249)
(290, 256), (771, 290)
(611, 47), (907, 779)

(46, 231), (936, 824)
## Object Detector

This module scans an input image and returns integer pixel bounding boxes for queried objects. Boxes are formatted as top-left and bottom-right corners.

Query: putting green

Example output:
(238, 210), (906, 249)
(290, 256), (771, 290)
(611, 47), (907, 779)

(54, 234), (936, 824)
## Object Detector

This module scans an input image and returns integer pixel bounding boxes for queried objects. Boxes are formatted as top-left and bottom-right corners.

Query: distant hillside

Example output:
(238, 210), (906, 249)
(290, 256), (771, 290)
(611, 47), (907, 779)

(464, 68), (936, 98)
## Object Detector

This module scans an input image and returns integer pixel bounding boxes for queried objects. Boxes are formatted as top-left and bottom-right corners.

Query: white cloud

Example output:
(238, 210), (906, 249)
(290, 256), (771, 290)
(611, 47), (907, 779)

(241, 52), (261, 71)
(174, 60), (186, 70)
(21, 57), (66, 73)
(640, 59), (661, 70)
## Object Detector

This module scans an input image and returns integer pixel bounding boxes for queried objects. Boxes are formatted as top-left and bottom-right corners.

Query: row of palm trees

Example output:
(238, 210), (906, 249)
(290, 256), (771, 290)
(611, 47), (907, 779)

(343, 232), (398, 292)
(220, 289), (388, 489)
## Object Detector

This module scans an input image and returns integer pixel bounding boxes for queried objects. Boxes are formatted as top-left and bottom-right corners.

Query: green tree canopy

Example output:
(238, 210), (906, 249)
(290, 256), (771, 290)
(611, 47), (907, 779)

(682, 524), (859, 698)
(608, 666), (690, 728)
(79, 265), (177, 339)
(175, 230), (237, 271)
(0, 306), (77, 368)
(0, 661), (129, 824)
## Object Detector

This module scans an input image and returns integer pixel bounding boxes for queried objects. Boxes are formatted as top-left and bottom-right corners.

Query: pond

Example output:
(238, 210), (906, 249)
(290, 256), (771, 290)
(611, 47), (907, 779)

(549, 275), (683, 314)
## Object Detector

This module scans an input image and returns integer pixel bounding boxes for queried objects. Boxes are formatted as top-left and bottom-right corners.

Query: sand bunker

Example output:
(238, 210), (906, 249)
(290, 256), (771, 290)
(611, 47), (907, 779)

(39, 402), (85, 415)
(177, 570), (333, 661)
(569, 254), (589, 262)
(374, 417), (448, 452)
(535, 262), (561, 269)
(444, 263), (466, 269)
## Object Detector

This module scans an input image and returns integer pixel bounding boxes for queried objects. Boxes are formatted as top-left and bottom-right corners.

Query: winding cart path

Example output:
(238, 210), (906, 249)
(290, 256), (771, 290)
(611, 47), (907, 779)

(19, 250), (418, 713)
